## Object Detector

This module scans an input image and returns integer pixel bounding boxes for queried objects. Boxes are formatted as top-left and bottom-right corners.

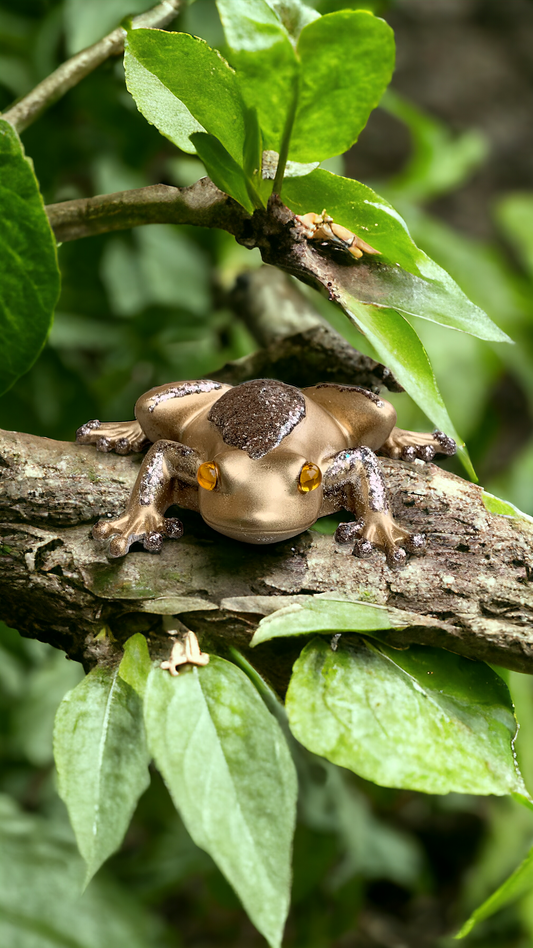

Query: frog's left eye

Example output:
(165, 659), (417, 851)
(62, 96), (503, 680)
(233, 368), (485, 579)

(197, 461), (219, 491)
(298, 462), (322, 493)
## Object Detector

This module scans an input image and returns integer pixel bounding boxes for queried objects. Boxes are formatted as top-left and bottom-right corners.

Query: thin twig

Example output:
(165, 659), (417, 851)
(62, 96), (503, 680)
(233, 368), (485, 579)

(1, 0), (183, 133)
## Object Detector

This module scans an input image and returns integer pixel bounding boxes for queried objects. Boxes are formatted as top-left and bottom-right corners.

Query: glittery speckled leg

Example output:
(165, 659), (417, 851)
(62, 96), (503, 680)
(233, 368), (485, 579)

(379, 427), (456, 463)
(76, 419), (148, 455)
(92, 440), (201, 557)
(323, 447), (425, 566)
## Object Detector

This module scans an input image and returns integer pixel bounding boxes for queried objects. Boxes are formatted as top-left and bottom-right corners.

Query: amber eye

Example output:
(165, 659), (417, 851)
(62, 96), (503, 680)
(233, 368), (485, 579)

(197, 461), (219, 491)
(298, 462), (322, 493)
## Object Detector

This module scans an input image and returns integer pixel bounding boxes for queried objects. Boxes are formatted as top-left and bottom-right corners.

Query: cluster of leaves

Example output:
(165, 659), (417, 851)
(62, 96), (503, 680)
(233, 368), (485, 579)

(47, 602), (533, 946)
(121, 0), (514, 477)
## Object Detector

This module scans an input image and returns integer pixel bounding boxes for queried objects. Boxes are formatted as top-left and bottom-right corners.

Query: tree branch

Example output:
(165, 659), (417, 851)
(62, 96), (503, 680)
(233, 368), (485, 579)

(47, 180), (250, 243)
(1, 425), (532, 692)
(1, 0), (183, 133)
(213, 267), (403, 392)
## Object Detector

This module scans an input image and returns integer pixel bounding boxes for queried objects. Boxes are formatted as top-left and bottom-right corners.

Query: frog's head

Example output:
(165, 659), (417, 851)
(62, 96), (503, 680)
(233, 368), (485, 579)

(196, 449), (323, 544)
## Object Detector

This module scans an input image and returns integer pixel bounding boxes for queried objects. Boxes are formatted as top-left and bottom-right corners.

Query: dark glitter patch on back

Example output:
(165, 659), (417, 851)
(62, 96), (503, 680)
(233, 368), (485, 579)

(314, 382), (383, 407)
(208, 379), (306, 459)
(147, 380), (222, 412)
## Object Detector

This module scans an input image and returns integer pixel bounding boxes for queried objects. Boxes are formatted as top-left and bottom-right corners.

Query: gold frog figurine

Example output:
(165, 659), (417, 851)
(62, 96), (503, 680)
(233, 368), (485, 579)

(77, 379), (455, 566)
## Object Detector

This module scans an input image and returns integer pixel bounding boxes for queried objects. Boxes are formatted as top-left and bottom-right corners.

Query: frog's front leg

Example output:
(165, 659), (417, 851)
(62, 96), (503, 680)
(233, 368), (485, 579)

(76, 419), (148, 455)
(93, 440), (200, 557)
(379, 427), (456, 463)
(323, 447), (425, 566)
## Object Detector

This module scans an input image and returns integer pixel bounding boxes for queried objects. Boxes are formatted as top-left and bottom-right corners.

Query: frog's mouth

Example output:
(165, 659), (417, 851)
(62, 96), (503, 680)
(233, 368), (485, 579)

(202, 517), (310, 545)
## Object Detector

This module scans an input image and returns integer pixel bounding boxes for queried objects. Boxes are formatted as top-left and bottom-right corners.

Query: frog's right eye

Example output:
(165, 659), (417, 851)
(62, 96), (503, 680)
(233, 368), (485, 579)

(197, 461), (219, 491)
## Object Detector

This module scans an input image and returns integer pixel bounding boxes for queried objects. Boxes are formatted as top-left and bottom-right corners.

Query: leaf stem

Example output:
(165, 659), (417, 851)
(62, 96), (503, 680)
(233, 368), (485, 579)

(272, 73), (300, 197)
(1, 0), (183, 133)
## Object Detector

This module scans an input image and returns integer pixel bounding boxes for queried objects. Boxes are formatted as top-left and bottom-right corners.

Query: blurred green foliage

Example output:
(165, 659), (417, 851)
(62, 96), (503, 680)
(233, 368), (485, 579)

(2, 0), (533, 945)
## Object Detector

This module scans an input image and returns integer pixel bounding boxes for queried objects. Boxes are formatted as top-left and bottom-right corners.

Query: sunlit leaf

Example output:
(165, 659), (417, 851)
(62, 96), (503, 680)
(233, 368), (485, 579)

(0, 119), (60, 396)
(216, 0), (298, 152)
(144, 657), (297, 948)
(290, 11), (395, 162)
(124, 48), (205, 154)
(54, 663), (151, 884)
(282, 170), (511, 342)
(286, 636), (528, 796)
(125, 29), (246, 162)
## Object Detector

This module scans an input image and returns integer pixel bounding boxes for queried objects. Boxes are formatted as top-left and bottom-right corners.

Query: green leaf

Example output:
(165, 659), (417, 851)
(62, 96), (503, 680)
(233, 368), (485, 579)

(125, 29), (246, 163)
(287, 637), (528, 796)
(54, 665), (151, 884)
(290, 11), (395, 163)
(252, 598), (422, 647)
(216, 0), (299, 152)
(190, 132), (254, 212)
(482, 490), (533, 523)
(144, 657), (297, 948)
(118, 632), (152, 699)
(124, 47), (205, 154)
(332, 298), (475, 478)
(0, 119), (60, 396)
(282, 170), (511, 342)
(456, 845), (533, 938)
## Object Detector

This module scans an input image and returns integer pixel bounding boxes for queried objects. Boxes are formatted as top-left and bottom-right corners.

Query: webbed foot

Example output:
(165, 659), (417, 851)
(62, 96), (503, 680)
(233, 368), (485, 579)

(335, 513), (426, 567)
(76, 419), (148, 454)
(93, 509), (183, 557)
(380, 427), (456, 462)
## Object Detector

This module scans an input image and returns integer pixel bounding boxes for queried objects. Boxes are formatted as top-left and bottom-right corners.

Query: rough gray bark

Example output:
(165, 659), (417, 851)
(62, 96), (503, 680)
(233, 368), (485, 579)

(2, 422), (533, 694)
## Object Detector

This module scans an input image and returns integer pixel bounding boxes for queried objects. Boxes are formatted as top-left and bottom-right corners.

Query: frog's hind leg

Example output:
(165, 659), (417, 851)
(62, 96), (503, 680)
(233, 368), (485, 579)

(93, 439), (200, 557)
(379, 428), (456, 463)
(76, 419), (148, 455)
(323, 446), (425, 567)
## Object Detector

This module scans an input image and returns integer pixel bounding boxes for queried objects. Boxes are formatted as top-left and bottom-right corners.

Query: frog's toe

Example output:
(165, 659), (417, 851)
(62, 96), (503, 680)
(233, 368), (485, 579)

(76, 419), (101, 443)
(353, 537), (374, 557)
(92, 518), (118, 540)
(405, 533), (427, 554)
(334, 519), (364, 545)
(96, 437), (113, 453)
(164, 517), (184, 539)
(434, 430), (457, 456)
(109, 534), (132, 557)
(142, 532), (164, 553)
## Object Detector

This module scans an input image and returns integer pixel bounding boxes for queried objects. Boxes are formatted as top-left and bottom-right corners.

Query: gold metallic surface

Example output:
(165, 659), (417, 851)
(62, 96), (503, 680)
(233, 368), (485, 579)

(79, 378), (456, 562)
